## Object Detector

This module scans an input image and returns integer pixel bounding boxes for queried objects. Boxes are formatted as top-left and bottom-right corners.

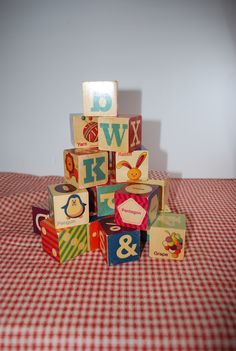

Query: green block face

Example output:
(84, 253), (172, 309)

(97, 183), (126, 217)
(58, 225), (87, 263)
(154, 213), (186, 230)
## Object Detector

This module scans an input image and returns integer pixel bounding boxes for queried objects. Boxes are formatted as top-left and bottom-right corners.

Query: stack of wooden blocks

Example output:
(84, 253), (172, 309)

(32, 81), (186, 265)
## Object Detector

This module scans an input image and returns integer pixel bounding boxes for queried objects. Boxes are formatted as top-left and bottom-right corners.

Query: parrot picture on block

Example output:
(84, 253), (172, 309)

(61, 194), (86, 219)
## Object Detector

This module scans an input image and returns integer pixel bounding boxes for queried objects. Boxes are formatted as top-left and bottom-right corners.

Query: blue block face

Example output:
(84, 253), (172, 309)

(97, 183), (126, 217)
(107, 230), (140, 266)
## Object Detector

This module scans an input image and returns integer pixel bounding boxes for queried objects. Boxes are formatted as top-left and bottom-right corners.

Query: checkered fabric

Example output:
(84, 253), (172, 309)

(0, 172), (236, 351)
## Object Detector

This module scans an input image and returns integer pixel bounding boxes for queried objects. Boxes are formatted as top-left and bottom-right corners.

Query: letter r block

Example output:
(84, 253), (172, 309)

(82, 81), (118, 117)
(114, 183), (161, 230)
(64, 148), (108, 189)
(98, 115), (142, 152)
(98, 215), (140, 266)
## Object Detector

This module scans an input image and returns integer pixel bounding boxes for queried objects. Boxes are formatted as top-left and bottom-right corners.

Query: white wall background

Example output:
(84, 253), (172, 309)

(0, 0), (236, 178)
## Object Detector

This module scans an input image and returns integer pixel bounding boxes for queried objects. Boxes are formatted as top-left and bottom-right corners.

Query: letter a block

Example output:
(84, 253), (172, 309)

(114, 183), (160, 230)
(98, 216), (140, 266)
(98, 115), (142, 152)
(72, 114), (98, 149)
(48, 183), (89, 229)
(64, 148), (108, 189)
(40, 218), (87, 264)
(148, 212), (186, 260)
(83, 81), (118, 117)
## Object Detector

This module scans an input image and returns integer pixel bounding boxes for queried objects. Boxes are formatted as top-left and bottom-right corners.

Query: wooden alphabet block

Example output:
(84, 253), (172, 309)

(82, 81), (118, 117)
(116, 146), (149, 182)
(135, 170), (170, 211)
(48, 183), (89, 229)
(148, 212), (186, 260)
(72, 114), (98, 149)
(96, 182), (126, 217)
(87, 215), (101, 252)
(98, 114), (142, 152)
(64, 148), (108, 189)
(114, 183), (160, 230)
(32, 202), (49, 234)
(40, 218), (87, 264)
(98, 215), (140, 266)
(87, 186), (97, 216)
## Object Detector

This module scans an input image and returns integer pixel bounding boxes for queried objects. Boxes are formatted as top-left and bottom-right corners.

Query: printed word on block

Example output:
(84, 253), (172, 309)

(116, 147), (149, 182)
(48, 183), (89, 229)
(40, 218), (87, 264)
(87, 215), (101, 252)
(82, 81), (118, 117)
(115, 183), (160, 230)
(64, 148), (108, 189)
(148, 212), (186, 260)
(98, 115), (142, 152)
(97, 182), (126, 217)
(32, 202), (49, 235)
(99, 216), (140, 266)
(136, 171), (170, 211)
(72, 114), (98, 148)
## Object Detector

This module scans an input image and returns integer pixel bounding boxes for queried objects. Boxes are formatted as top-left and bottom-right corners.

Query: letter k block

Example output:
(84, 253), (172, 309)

(98, 115), (142, 152)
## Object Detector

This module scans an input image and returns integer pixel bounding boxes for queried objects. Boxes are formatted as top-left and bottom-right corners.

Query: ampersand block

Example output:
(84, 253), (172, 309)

(64, 148), (108, 189)
(116, 146), (149, 183)
(87, 215), (101, 251)
(32, 202), (49, 234)
(98, 114), (142, 152)
(48, 183), (89, 229)
(148, 212), (186, 260)
(72, 114), (98, 149)
(135, 171), (170, 211)
(114, 183), (161, 230)
(96, 182), (127, 217)
(40, 218), (87, 264)
(98, 216), (140, 266)
(82, 81), (118, 117)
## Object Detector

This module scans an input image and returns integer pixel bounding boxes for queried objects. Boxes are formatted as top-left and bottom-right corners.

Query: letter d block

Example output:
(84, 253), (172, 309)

(83, 81), (118, 117)
(148, 213), (186, 260)
(114, 183), (160, 230)
(99, 216), (140, 266)
(64, 148), (108, 189)
(48, 183), (89, 229)
(40, 218), (87, 264)
(98, 115), (142, 152)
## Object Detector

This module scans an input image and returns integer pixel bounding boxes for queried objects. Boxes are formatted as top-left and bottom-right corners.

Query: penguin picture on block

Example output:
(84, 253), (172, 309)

(61, 194), (86, 219)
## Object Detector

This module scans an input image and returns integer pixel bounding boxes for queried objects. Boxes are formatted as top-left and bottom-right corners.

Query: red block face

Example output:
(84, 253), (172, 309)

(87, 218), (100, 251)
(129, 115), (142, 151)
(99, 225), (108, 263)
(114, 183), (160, 230)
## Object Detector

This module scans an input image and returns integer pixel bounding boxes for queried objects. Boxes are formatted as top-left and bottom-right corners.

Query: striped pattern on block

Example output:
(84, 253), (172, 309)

(40, 218), (87, 264)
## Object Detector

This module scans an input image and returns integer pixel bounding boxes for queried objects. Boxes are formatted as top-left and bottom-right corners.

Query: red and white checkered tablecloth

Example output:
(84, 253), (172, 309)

(0, 172), (236, 351)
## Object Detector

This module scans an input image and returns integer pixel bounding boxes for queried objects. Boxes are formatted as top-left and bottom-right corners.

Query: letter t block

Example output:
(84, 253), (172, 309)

(98, 114), (142, 152)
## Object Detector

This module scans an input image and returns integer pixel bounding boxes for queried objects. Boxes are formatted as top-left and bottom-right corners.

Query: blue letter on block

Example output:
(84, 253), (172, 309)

(83, 157), (106, 183)
(100, 123), (128, 147)
(91, 93), (112, 113)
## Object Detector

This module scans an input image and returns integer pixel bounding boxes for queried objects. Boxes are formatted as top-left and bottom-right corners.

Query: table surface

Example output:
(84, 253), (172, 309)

(0, 172), (236, 351)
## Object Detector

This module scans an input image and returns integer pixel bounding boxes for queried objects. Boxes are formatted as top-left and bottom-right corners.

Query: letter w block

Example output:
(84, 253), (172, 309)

(98, 115), (142, 152)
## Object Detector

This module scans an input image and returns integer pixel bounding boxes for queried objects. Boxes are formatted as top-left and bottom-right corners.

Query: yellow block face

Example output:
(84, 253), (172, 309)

(116, 149), (149, 182)
(72, 114), (98, 149)
(82, 81), (118, 117)
(98, 117), (129, 152)
(48, 184), (89, 229)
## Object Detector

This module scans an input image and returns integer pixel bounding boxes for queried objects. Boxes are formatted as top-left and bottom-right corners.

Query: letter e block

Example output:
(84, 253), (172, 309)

(98, 115), (142, 152)
(99, 216), (140, 266)
(148, 213), (186, 260)
(83, 81), (118, 117)
(40, 218), (87, 264)
(64, 148), (108, 189)
(48, 183), (89, 229)
(114, 183), (160, 230)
